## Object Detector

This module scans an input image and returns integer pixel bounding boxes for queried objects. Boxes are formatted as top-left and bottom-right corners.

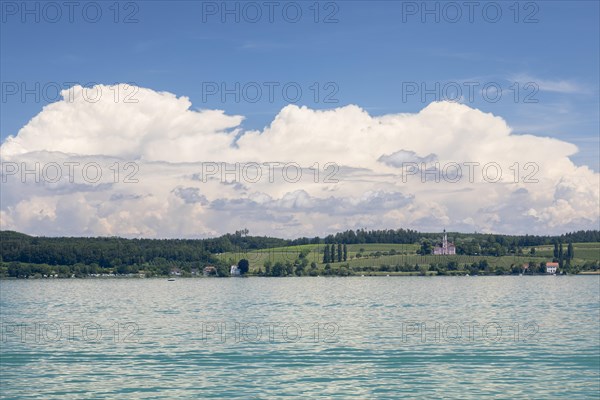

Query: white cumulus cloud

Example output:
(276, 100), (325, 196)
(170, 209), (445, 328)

(1, 84), (598, 238)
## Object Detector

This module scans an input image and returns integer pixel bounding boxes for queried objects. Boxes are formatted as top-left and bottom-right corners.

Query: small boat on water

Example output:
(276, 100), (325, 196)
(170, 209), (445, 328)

(168, 278), (175, 281)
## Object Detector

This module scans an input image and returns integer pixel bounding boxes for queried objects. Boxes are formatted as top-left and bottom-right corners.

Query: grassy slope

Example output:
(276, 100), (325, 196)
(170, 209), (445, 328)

(216, 243), (599, 272)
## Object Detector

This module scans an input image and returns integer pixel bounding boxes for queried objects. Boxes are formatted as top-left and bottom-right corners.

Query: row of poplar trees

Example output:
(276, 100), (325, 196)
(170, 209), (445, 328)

(323, 243), (348, 263)
(554, 242), (574, 267)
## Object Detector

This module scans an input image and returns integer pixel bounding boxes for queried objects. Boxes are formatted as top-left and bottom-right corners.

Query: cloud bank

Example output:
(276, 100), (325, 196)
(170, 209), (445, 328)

(1, 84), (598, 238)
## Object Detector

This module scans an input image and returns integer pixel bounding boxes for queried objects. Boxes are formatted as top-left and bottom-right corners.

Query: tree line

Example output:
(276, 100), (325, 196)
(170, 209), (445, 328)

(417, 233), (590, 257)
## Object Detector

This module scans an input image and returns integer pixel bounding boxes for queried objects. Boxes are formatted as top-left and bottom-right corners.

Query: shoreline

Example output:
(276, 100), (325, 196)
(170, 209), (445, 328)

(2, 272), (598, 280)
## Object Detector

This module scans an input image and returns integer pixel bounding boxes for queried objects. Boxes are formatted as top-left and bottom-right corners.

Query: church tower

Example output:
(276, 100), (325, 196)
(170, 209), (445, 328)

(442, 229), (448, 253)
(434, 228), (456, 255)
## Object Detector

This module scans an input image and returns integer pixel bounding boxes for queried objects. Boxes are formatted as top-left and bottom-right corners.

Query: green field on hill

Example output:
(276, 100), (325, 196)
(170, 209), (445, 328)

(216, 242), (599, 273)
(527, 242), (600, 260)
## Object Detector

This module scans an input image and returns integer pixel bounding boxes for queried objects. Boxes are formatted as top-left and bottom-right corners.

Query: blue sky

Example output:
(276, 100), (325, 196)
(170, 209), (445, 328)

(1, 1), (599, 238)
(2, 1), (598, 169)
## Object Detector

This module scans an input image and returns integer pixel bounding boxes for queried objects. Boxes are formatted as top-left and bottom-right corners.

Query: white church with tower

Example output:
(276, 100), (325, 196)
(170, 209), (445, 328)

(433, 229), (456, 255)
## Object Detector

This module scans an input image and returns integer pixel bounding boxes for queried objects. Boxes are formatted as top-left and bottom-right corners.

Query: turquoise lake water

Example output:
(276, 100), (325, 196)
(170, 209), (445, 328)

(1, 276), (599, 399)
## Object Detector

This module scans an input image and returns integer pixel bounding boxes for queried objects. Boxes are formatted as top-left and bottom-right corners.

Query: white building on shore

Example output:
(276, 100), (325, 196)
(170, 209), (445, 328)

(230, 265), (241, 276)
(545, 262), (559, 274)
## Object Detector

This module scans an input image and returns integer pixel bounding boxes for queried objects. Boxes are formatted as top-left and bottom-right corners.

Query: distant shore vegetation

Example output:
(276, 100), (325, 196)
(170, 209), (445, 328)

(1, 229), (598, 279)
